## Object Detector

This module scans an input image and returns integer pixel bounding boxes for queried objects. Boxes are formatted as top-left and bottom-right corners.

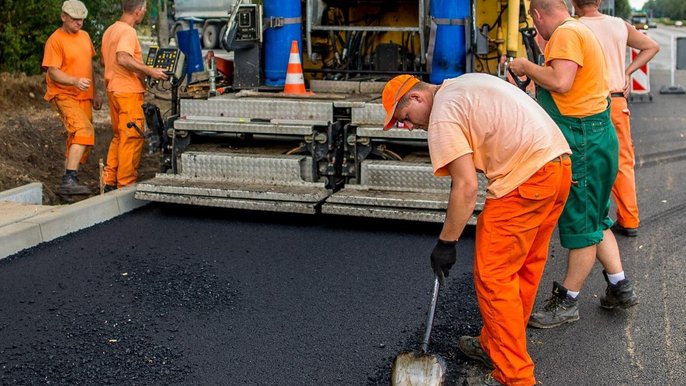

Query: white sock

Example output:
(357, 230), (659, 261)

(607, 271), (625, 285)
(566, 290), (580, 299)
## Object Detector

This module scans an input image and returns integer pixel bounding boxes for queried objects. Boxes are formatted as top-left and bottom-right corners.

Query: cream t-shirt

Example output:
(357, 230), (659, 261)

(579, 14), (629, 94)
(427, 74), (571, 198)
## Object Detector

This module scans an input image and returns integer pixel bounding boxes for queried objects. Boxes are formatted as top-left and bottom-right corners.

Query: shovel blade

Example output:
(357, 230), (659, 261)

(391, 351), (447, 386)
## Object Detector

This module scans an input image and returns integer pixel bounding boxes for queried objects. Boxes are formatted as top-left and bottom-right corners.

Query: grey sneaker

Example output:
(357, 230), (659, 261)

(464, 372), (503, 386)
(60, 174), (91, 195)
(528, 282), (579, 329)
(600, 270), (639, 309)
(458, 336), (493, 369)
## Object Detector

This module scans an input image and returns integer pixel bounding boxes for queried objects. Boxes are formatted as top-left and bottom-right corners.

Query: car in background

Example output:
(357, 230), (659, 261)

(648, 19), (657, 28)
(631, 13), (649, 30)
(676, 20), (684, 27)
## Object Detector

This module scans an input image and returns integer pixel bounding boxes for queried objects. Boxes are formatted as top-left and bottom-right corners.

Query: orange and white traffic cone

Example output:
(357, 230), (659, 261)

(284, 40), (312, 95)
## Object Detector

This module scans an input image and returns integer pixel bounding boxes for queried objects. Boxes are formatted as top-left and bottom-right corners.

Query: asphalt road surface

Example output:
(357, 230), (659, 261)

(2, 44), (686, 386)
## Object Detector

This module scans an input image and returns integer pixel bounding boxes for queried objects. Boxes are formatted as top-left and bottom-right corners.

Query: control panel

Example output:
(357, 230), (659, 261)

(235, 4), (261, 42)
(145, 47), (186, 80)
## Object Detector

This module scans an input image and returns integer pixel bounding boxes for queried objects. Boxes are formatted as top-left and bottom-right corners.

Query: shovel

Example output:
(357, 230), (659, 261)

(390, 276), (447, 386)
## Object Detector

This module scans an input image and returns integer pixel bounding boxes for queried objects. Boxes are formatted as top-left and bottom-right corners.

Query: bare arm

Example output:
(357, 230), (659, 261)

(624, 21), (659, 78)
(116, 51), (168, 80)
(438, 154), (478, 242)
(509, 57), (578, 93)
(46, 67), (91, 91)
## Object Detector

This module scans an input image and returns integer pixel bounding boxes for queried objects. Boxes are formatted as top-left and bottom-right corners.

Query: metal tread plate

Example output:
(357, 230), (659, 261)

(135, 192), (320, 214)
(321, 203), (480, 225)
(325, 188), (449, 209)
(136, 175), (330, 203)
(174, 119), (317, 135)
(355, 126), (428, 140)
(181, 98), (333, 122)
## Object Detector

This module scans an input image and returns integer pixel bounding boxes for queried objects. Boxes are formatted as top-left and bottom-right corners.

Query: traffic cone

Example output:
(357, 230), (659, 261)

(284, 40), (311, 95)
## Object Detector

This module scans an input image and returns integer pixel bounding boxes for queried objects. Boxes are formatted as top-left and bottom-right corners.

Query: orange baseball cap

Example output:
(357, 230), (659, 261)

(382, 75), (420, 130)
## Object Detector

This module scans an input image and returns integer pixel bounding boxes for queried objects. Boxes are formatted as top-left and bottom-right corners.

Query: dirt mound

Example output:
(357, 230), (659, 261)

(0, 72), (46, 111)
(0, 72), (161, 205)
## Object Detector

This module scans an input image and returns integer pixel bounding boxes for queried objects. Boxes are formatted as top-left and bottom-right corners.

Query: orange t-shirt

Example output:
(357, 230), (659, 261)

(544, 18), (609, 117)
(42, 28), (95, 101)
(427, 74), (571, 199)
(101, 21), (145, 93)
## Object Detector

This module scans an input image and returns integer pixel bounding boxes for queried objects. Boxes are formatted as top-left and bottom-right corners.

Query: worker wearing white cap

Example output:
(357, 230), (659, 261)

(42, 0), (102, 197)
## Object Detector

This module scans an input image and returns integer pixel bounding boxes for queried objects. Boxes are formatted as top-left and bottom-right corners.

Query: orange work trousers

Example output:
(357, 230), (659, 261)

(475, 156), (571, 386)
(104, 92), (145, 188)
(51, 95), (94, 165)
(609, 97), (639, 228)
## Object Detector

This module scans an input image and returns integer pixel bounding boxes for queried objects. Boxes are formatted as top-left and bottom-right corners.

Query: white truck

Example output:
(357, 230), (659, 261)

(171, 0), (236, 49)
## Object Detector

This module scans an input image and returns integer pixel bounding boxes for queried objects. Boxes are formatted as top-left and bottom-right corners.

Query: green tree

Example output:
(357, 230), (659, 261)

(614, 0), (632, 19)
(0, 0), (154, 75)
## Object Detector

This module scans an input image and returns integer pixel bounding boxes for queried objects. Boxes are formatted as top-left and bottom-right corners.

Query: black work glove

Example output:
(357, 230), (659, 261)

(431, 239), (457, 284)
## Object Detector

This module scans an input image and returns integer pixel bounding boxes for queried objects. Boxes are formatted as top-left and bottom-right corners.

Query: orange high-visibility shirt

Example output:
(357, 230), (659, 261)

(42, 28), (96, 101)
(101, 21), (145, 93)
(544, 18), (609, 117)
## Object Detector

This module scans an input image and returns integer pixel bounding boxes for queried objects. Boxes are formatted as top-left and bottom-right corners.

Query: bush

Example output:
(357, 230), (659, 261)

(0, 0), (154, 75)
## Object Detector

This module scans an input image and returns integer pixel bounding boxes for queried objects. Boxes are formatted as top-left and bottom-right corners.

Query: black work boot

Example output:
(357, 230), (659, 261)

(457, 336), (494, 369)
(103, 184), (117, 193)
(59, 174), (91, 195)
(528, 281), (579, 329)
(600, 270), (639, 309)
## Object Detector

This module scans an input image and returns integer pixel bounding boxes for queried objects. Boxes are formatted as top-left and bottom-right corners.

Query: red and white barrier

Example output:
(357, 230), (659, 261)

(629, 33), (653, 102)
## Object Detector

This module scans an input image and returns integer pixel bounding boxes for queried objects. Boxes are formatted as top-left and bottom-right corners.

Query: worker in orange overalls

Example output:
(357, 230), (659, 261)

(100, 0), (167, 190)
(575, 0), (659, 237)
(42, 0), (102, 196)
(382, 73), (572, 386)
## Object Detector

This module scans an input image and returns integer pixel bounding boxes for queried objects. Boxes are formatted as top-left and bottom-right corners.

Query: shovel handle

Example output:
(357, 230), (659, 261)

(420, 276), (441, 353)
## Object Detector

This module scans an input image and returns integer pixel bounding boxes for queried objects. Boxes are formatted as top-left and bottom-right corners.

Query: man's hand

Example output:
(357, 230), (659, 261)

(93, 95), (102, 110)
(430, 239), (457, 284)
(73, 77), (91, 91)
(508, 58), (530, 77)
(148, 68), (168, 81)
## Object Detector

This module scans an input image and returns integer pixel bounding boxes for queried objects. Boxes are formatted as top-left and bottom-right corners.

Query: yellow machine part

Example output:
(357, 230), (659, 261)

(303, 0), (534, 78)
(474, 0), (533, 75)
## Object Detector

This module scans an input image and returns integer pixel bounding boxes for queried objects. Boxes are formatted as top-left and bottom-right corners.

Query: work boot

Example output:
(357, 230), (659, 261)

(103, 184), (117, 193)
(458, 336), (493, 369)
(59, 174), (91, 195)
(611, 223), (638, 237)
(464, 372), (503, 386)
(600, 270), (639, 309)
(528, 282), (579, 329)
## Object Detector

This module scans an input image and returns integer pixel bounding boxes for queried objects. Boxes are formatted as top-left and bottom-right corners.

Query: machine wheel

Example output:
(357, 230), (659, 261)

(202, 24), (220, 49)
(219, 24), (228, 49)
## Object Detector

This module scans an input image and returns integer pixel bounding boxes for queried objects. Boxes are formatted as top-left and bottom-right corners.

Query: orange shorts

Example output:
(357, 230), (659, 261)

(51, 95), (94, 163)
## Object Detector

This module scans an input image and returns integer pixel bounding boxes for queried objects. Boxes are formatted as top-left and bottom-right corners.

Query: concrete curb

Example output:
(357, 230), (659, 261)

(0, 182), (43, 204)
(0, 185), (149, 260)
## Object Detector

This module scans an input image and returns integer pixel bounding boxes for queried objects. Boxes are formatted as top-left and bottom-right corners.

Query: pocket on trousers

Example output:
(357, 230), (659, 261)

(518, 183), (555, 201)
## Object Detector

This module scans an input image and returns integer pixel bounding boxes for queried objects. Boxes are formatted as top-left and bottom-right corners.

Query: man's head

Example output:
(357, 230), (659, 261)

(122, 0), (147, 23)
(61, 0), (87, 33)
(382, 75), (434, 131)
(529, 0), (571, 40)
(571, 0), (600, 16)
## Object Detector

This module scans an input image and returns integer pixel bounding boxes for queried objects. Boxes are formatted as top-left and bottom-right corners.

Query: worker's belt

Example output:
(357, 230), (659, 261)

(610, 92), (625, 98)
(550, 154), (571, 163)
